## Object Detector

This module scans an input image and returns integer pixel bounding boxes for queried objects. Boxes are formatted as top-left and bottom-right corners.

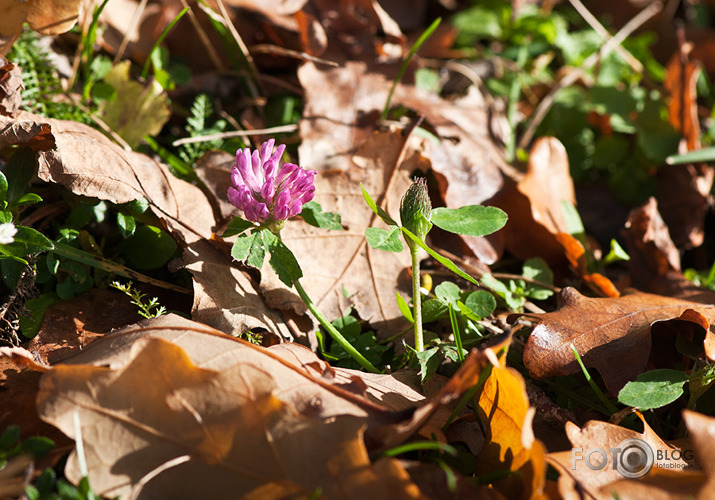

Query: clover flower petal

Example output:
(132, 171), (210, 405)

(228, 140), (317, 224)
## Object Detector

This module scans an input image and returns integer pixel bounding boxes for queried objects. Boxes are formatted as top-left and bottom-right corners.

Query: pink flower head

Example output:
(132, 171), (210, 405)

(227, 139), (316, 224)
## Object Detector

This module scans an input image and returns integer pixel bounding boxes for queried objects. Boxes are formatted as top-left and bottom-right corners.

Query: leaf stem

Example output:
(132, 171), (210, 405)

(570, 344), (619, 414)
(410, 244), (424, 352)
(292, 279), (380, 373)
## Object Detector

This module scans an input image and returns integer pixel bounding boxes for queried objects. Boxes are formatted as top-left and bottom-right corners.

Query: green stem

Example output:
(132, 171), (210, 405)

(570, 344), (619, 414)
(141, 7), (190, 79)
(410, 244), (424, 352)
(448, 304), (464, 363)
(293, 279), (380, 373)
(381, 18), (441, 122)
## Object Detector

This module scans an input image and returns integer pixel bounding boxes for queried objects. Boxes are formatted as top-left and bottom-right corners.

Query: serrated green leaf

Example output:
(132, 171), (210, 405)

(400, 226), (479, 286)
(361, 183), (397, 226)
(365, 226), (403, 252)
(618, 369), (689, 410)
(223, 217), (256, 238)
(300, 201), (342, 230)
(263, 229), (302, 286)
(430, 205), (507, 237)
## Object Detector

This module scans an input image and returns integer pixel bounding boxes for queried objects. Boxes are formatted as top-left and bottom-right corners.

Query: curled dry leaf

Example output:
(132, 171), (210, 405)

(0, 111), (216, 244)
(523, 287), (715, 393)
(0, 0), (82, 55)
(182, 239), (293, 339)
(0, 57), (23, 116)
(659, 46), (714, 249)
(35, 314), (503, 499)
(487, 137), (575, 269)
(549, 413), (706, 500)
(476, 351), (547, 500)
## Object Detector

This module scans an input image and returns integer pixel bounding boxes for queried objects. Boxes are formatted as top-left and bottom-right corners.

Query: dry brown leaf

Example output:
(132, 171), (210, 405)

(683, 410), (715, 499)
(523, 287), (715, 393)
(0, 0), (81, 54)
(35, 314), (506, 498)
(0, 57), (23, 116)
(0, 111), (216, 244)
(476, 351), (548, 500)
(658, 45), (714, 250)
(488, 137), (574, 270)
(36, 316), (428, 499)
(182, 239), (293, 339)
(623, 197), (715, 306)
(549, 414), (705, 500)
(298, 60), (505, 266)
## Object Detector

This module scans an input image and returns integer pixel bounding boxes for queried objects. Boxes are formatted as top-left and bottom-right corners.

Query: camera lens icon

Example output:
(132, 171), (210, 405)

(616, 438), (654, 478)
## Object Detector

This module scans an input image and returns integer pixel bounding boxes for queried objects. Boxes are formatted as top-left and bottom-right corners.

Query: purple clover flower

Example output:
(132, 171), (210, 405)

(227, 139), (316, 224)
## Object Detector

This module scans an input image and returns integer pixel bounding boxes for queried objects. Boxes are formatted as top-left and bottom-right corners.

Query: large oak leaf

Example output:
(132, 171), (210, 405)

(36, 315), (429, 499)
(523, 287), (715, 393)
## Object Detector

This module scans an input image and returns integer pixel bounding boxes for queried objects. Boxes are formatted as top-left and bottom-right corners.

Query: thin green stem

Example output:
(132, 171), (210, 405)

(570, 344), (619, 414)
(448, 304), (465, 363)
(381, 18), (441, 122)
(410, 244), (424, 352)
(505, 44), (528, 162)
(141, 7), (190, 79)
(293, 279), (380, 373)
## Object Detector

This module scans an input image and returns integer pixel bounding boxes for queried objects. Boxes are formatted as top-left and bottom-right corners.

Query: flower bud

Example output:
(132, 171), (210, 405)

(400, 178), (432, 244)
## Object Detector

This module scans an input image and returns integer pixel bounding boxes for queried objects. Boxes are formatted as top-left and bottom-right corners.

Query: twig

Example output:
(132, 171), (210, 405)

(568, 0), (643, 72)
(518, 1), (663, 150)
(214, 0), (264, 98)
(249, 44), (339, 67)
(179, 0), (225, 71)
(171, 124), (299, 146)
(113, 0), (150, 64)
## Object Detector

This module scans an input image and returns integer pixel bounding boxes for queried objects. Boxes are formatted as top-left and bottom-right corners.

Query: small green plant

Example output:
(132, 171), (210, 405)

(110, 280), (167, 319)
(8, 31), (90, 123)
(362, 178), (507, 353)
(179, 94), (228, 165)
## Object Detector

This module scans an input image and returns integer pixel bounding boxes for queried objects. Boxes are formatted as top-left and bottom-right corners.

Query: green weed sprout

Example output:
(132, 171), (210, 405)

(223, 140), (380, 373)
(362, 179), (507, 352)
(110, 280), (167, 319)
